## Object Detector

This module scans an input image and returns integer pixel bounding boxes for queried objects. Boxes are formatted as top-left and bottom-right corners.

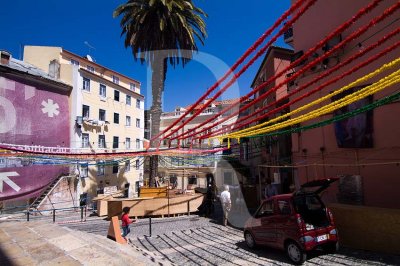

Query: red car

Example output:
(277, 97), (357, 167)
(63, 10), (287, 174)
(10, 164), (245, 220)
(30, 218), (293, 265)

(244, 178), (339, 264)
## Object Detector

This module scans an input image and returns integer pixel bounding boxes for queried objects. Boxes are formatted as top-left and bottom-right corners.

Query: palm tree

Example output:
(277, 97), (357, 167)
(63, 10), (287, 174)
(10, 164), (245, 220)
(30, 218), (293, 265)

(114, 0), (207, 186)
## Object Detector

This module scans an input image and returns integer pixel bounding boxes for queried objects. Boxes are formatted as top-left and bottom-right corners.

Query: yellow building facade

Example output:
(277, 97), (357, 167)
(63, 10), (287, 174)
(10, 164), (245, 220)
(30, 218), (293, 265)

(24, 46), (144, 201)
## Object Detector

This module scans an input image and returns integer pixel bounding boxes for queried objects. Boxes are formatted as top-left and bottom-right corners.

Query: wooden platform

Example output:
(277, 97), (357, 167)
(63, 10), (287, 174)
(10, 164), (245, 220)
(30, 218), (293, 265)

(139, 187), (168, 198)
(107, 193), (205, 219)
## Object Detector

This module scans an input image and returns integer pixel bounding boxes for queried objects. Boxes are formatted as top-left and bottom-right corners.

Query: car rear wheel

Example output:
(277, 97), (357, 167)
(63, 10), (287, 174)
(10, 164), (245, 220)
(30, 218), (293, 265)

(244, 231), (256, 249)
(286, 241), (307, 265)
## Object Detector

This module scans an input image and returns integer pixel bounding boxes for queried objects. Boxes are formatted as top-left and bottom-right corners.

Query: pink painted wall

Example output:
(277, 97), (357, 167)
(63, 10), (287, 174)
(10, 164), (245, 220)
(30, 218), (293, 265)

(0, 75), (70, 201)
(290, 0), (400, 208)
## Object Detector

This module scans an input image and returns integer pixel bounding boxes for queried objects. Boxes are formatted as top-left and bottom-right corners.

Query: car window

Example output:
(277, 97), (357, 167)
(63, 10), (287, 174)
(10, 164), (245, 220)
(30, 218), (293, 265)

(294, 195), (323, 213)
(277, 200), (291, 215)
(256, 200), (274, 217)
(306, 196), (323, 210)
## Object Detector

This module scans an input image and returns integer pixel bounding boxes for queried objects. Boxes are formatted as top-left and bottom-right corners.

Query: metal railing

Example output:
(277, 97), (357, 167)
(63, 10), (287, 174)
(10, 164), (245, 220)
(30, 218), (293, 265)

(23, 206), (90, 223)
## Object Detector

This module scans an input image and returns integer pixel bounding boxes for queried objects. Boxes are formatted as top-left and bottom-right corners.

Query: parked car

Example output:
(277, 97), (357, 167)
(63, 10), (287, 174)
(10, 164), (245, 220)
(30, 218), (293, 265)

(243, 178), (339, 264)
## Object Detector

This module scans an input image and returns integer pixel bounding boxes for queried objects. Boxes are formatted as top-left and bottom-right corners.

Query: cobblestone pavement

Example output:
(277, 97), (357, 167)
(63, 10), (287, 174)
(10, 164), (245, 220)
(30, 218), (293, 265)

(63, 215), (400, 266)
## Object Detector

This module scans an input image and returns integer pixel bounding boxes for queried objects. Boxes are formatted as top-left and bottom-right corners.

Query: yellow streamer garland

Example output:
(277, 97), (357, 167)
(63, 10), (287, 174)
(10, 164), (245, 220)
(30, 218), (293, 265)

(233, 58), (400, 136)
(215, 57), (400, 140)
(231, 70), (399, 138)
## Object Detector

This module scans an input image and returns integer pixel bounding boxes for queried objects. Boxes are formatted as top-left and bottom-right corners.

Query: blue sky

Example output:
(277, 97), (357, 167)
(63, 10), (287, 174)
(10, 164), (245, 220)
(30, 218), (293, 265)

(0, 0), (290, 111)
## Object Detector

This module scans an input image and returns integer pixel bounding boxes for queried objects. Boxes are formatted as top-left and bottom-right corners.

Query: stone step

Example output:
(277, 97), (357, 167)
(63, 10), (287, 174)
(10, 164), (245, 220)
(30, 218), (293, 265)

(0, 220), (174, 265)
(68, 228), (174, 265)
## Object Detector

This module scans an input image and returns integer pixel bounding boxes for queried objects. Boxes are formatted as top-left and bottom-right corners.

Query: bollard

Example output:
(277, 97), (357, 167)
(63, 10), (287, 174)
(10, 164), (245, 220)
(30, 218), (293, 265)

(149, 217), (152, 237)
(187, 201), (190, 216)
(27, 211), (30, 222)
(80, 206), (83, 221)
(53, 209), (56, 223)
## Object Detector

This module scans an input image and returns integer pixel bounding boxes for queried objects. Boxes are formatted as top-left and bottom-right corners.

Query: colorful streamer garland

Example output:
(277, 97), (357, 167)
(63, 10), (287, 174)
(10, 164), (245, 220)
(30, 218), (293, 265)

(151, 0), (311, 143)
(228, 57), (400, 137)
(220, 60), (400, 141)
(172, 0), (394, 142)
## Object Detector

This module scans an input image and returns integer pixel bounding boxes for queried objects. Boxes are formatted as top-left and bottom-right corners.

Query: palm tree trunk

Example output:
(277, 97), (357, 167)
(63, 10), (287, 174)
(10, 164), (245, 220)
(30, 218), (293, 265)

(149, 58), (167, 187)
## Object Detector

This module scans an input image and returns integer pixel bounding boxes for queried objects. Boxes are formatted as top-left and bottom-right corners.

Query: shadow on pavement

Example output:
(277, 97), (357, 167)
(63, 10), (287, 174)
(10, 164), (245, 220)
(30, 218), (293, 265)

(235, 240), (292, 265)
(0, 245), (15, 266)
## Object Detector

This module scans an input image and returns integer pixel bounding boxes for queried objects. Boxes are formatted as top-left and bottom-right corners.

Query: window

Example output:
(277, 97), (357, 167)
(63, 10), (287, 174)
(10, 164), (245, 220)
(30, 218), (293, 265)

(114, 90), (120, 101)
(126, 116), (131, 126)
(188, 175), (197, 185)
(112, 75), (119, 84)
(136, 99), (141, 109)
(136, 118), (140, 128)
(99, 109), (106, 121)
(112, 161), (119, 174)
(126, 95), (131, 106)
(82, 133), (89, 148)
(113, 136), (119, 149)
(114, 113), (119, 124)
(223, 172), (233, 185)
(71, 59), (79, 66)
(125, 161), (131, 172)
(136, 139), (140, 149)
(97, 162), (105, 176)
(257, 200), (274, 217)
(87, 65), (95, 72)
(135, 159), (140, 170)
(80, 163), (88, 177)
(98, 135), (106, 148)
(277, 200), (291, 215)
(82, 105), (90, 119)
(126, 137), (131, 149)
(130, 83), (136, 91)
(99, 84), (106, 98)
(83, 77), (90, 91)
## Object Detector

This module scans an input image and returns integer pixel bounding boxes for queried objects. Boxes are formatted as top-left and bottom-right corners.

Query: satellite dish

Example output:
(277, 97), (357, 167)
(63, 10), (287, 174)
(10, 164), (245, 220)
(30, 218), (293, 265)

(86, 55), (94, 62)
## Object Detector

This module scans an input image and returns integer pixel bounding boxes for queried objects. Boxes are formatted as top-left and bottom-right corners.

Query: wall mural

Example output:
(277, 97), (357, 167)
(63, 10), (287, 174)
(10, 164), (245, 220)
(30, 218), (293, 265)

(332, 85), (374, 148)
(0, 76), (70, 201)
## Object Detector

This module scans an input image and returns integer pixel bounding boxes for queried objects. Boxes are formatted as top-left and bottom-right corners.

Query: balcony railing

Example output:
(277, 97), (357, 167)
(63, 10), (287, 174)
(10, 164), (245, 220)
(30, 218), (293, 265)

(284, 27), (293, 44)
(161, 107), (218, 118)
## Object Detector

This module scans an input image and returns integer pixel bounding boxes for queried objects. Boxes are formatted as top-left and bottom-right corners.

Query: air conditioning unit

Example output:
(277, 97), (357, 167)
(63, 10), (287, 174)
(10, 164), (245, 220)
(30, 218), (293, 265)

(76, 116), (83, 125)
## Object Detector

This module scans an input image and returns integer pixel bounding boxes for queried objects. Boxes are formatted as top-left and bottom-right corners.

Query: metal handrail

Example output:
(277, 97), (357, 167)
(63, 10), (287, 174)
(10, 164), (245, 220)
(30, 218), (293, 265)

(24, 205), (90, 223)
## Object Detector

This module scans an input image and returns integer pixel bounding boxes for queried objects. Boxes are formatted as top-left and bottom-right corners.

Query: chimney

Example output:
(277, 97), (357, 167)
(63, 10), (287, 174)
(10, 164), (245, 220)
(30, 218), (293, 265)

(48, 59), (60, 79)
(0, 50), (11, 65)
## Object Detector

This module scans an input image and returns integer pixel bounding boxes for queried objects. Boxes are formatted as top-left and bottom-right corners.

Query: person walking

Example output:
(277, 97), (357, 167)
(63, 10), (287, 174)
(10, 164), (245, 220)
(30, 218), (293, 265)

(264, 178), (278, 199)
(121, 207), (135, 240)
(220, 185), (231, 226)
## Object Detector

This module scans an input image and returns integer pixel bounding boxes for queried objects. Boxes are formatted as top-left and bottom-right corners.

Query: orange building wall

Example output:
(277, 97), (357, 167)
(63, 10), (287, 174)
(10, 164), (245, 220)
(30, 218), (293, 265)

(290, 0), (400, 208)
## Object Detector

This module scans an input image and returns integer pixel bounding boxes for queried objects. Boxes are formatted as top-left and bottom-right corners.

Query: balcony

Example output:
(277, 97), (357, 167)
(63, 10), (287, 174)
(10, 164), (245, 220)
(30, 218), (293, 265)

(161, 107), (218, 119)
(283, 27), (293, 45)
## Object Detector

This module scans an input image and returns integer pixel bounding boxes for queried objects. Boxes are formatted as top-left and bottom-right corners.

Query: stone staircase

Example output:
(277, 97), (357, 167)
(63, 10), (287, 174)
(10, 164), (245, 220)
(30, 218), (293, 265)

(29, 175), (70, 211)
(0, 220), (174, 265)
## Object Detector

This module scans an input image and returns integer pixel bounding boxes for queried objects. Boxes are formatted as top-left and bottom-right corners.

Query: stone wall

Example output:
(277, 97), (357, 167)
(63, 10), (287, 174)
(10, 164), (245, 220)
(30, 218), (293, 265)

(329, 203), (400, 254)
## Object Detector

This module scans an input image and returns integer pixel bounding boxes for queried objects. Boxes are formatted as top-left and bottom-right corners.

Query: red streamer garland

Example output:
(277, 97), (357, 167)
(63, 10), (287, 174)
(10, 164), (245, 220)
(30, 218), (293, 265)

(184, 0), (400, 141)
(171, 0), (385, 142)
(150, 0), (310, 144)
(204, 31), (400, 139)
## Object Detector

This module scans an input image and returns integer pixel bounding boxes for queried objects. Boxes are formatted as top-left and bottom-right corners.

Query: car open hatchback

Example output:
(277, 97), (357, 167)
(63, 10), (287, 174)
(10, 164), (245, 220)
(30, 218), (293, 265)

(244, 178), (339, 264)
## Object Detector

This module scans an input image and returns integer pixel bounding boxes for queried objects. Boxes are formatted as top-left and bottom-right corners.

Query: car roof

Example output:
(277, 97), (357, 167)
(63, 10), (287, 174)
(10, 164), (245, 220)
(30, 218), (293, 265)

(260, 193), (293, 204)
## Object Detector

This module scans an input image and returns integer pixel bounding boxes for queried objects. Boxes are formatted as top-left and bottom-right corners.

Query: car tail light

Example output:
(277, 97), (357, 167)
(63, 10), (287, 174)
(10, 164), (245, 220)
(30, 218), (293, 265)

(327, 208), (335, 224)
(295, 213), (306, 232)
